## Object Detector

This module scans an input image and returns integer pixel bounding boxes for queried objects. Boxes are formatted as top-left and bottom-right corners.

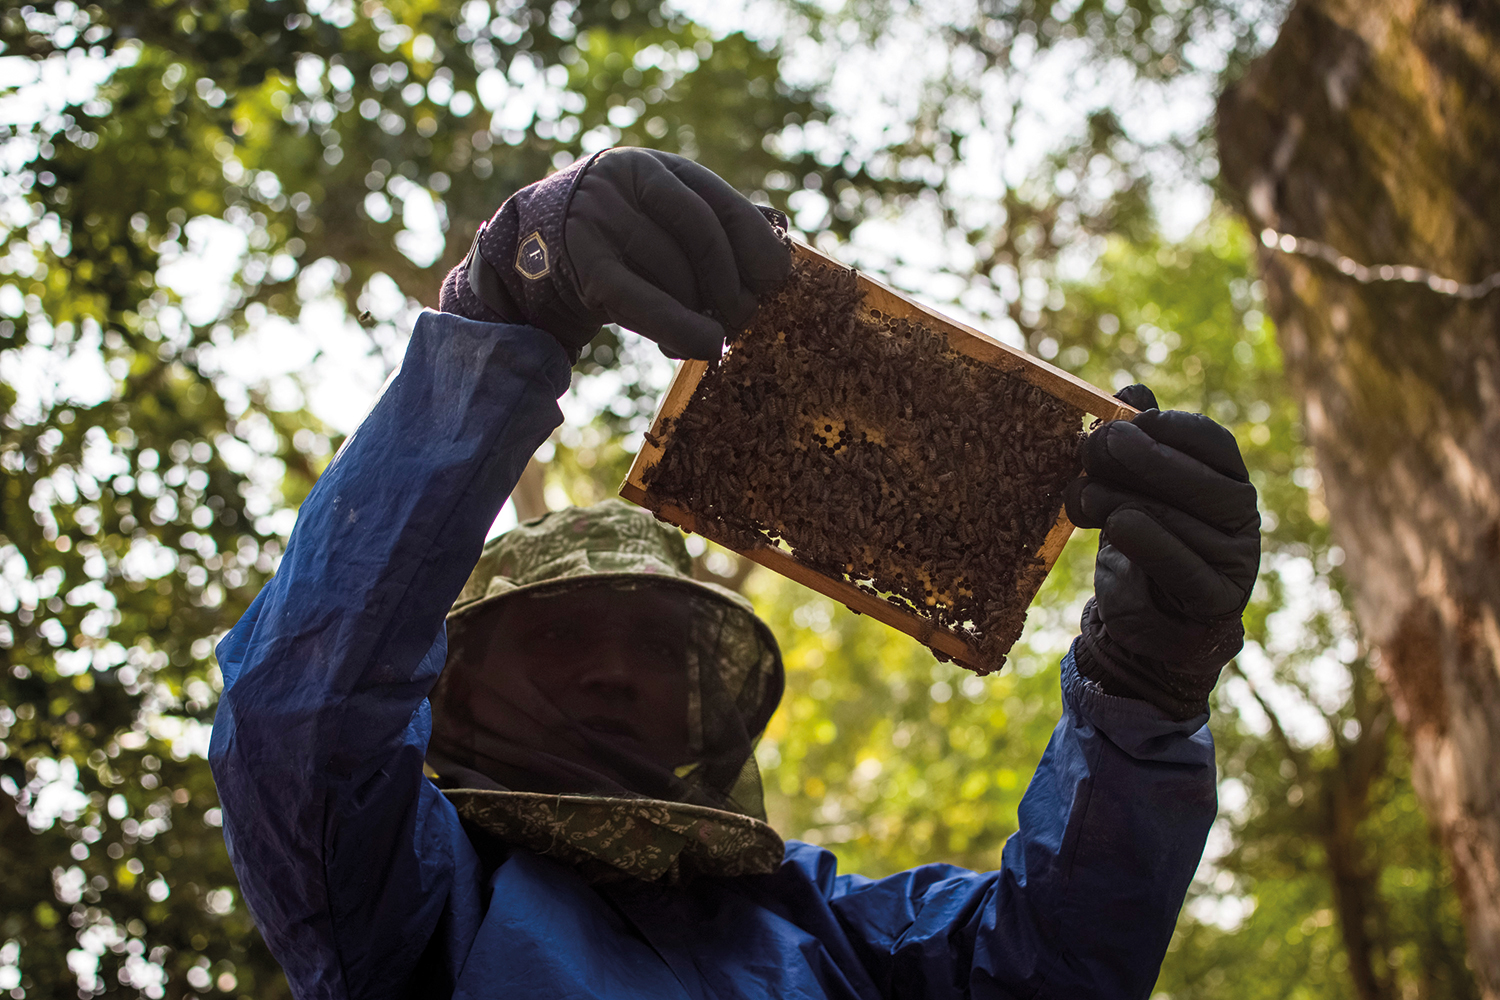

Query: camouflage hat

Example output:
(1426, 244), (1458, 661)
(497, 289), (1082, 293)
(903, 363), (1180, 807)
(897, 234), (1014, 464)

(446, 499), (778, 697)
(450, 498), (756, 621)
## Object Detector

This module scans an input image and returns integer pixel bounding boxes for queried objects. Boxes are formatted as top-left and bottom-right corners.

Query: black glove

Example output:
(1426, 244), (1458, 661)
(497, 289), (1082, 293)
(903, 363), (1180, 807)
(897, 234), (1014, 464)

(1063, 384), (1261, 719)
(440, 147), (791, 361)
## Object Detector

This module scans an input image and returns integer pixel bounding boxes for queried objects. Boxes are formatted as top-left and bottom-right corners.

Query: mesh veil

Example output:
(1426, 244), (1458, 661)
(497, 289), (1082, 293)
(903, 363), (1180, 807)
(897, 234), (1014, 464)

(426, 579), (783, 821)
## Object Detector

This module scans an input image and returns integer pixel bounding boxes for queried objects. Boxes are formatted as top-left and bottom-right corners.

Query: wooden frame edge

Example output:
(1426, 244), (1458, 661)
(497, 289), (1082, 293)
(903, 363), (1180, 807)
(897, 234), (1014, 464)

(622, 490), (989, 670)
(622, 358), (710, 500)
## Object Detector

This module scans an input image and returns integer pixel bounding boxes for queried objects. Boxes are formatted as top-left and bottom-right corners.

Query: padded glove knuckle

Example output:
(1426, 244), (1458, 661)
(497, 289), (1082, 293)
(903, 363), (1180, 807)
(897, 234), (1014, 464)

(1113, 383), (1159, 412)
(1131, 409), (1250, 483)
(1062, 477), (1099, 528)
(1076, 424), (1118, 485)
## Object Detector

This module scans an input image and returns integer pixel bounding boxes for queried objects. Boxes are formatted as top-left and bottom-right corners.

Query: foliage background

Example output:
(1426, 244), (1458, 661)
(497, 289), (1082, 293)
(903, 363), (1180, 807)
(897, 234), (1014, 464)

(0, 0), (1476, 997)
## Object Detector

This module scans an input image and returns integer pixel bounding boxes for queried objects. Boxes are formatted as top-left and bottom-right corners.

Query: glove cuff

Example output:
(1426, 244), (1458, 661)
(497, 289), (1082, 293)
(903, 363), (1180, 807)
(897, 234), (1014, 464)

(441, 152), (607, 356)
(439, 248), (513, 324)
(1075, 598), (1241, 720)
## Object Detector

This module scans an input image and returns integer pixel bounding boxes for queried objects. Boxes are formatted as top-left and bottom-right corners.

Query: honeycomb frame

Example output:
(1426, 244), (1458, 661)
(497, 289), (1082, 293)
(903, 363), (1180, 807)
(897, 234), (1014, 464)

(621, 242), (1134, 673)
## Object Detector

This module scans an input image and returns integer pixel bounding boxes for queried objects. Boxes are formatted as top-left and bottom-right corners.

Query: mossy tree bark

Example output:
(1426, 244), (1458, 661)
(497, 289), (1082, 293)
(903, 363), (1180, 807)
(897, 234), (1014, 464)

(1218, 1), (1500, 994)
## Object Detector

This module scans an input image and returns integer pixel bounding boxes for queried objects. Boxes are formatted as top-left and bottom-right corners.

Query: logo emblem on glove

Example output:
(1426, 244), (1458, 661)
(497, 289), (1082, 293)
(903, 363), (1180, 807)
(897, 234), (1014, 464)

(515, 231), (550, 280)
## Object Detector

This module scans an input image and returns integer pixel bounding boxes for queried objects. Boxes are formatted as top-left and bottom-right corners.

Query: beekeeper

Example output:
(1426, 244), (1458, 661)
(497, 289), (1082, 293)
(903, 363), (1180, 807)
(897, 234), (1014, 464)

(210, 147), (1260, 999)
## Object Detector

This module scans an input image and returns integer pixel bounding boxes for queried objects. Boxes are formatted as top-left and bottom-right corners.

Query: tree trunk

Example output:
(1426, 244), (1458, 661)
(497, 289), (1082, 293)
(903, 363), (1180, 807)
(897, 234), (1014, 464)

(1217, 1), (1500, 994)
(1322, 701), (1396, 1000)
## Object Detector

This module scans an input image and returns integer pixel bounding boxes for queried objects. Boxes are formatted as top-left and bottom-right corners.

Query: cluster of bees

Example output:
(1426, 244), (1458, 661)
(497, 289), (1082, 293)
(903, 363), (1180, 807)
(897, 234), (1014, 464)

(642, 253), (1084, 670)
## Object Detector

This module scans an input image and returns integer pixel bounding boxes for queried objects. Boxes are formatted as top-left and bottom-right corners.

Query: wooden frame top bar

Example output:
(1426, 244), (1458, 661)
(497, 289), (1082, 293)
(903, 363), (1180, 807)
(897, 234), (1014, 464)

(854, 271), (1135, 423)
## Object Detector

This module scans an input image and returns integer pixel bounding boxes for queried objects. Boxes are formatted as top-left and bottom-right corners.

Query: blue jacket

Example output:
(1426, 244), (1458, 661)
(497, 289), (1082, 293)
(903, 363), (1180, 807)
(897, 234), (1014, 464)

(209, 311), (1217, 1000)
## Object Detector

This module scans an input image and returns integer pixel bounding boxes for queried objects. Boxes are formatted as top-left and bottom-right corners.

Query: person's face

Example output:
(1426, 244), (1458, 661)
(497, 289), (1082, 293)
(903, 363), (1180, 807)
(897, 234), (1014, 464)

(481, 584), (696, 768)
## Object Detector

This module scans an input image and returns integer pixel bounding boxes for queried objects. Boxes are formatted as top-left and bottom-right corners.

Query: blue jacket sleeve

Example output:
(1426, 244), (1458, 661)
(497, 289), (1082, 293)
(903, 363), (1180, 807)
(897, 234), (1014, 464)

(815, 645), (1216, 999)
(208, 311), (572, 1000)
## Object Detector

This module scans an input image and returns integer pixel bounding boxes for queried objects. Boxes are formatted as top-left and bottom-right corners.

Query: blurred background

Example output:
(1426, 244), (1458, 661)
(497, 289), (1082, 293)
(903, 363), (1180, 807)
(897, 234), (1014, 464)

(1, 1), (1494, 997)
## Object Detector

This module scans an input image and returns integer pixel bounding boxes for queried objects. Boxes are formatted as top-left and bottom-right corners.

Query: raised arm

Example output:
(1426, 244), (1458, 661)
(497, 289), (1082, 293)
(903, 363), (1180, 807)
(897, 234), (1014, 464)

(804, 385), (1260, 998)
(209, 148), (791, 999)
(209, 313), (572, 998)
(803, 651), (1215, 998)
